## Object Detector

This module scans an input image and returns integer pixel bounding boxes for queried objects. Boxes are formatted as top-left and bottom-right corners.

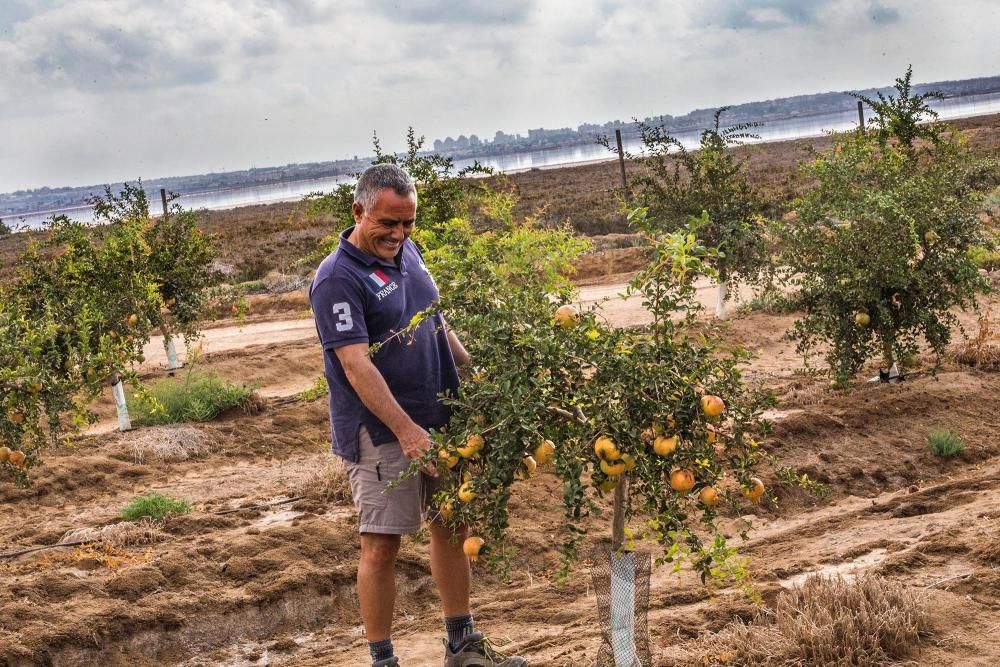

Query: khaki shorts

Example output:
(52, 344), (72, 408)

(345, 427), (440, 535)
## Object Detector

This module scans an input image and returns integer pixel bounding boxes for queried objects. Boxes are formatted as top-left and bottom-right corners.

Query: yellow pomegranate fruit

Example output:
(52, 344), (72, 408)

(457, 434), (484, 459)
(598, 477), (618, 493)
(520, 455), (537, 478)
(669, 468), (696, 494)
(699, 486), (720, 507)
(700, 395), (725, 418)
(534, 439), (556, 465)
(458, 481), (477, 503)
(554, 304), (580, 330)
(594, 435), (621, 461)
(463, 536), (485, 561)
(8, 451), (27, 468)
(653, 435), (678, 457)
(743, 477), (765, 504)
(621, 453), (636, 471)
(438, 448), (459, 469)
(600, 459), (627, 476)
(0, 446), (10, 463)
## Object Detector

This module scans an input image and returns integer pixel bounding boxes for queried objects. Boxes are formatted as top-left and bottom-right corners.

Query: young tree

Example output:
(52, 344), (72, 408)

(1, 216), (160, 483)
(1, 184), (216, 483)
(403, 201), (771, 584)
(782, 69), (996, 386)
(614, 109), (770, 318)
(850, 65), (944, 151)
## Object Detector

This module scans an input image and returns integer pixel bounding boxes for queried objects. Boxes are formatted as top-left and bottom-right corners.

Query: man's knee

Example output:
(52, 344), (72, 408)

(360, 533), (401, 566)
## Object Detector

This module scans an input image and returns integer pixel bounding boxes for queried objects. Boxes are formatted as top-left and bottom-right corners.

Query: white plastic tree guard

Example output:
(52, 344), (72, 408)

(111, 378), (132, 432)
(715, 280), (728, 320)
(164, 337), (183, 371)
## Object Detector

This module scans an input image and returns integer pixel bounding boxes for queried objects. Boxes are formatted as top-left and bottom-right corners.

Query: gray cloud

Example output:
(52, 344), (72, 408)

(694, 0), (900, 31)
(0, 1), (294, 93)
(0, 0), (34, 38)
(370, 0), (534, 25)
(259, 0), (343, 26)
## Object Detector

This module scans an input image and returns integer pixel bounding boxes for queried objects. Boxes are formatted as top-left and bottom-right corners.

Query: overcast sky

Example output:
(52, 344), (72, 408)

(1, 0), (997, 193)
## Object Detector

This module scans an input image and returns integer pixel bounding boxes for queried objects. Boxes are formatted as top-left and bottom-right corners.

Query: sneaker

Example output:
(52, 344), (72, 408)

(372, 658), (399, 667)
(443, 631), (527, 666)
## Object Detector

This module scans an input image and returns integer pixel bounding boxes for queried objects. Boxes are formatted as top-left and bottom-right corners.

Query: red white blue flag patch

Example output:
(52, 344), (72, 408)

(367, 269), (391, 288)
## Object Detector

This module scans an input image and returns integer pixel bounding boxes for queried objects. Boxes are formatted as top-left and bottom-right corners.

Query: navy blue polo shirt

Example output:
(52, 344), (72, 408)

(309, 227), (460, 463)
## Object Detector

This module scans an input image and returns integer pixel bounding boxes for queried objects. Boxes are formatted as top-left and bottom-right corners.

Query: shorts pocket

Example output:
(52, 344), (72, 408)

(348, 462), (390, 510)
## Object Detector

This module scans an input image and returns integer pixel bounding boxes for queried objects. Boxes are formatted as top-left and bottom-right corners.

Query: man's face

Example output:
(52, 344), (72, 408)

(352, 188), (417, 261)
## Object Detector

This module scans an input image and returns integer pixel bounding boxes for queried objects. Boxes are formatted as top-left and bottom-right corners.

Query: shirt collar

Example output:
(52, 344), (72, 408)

(339, 226), (406, 269)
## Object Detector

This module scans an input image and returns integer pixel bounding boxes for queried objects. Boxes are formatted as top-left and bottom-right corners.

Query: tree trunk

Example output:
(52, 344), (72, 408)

(882, 336), (895, 370)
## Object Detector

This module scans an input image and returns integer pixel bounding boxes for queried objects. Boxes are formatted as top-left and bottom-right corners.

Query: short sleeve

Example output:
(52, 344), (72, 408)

(310, 273), (369, 350)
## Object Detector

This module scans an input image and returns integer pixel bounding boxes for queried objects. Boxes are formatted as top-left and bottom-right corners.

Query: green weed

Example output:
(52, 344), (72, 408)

(120, 492), (192, 521)
(927, 430), (965, 457)
(129, 370), (257, 425)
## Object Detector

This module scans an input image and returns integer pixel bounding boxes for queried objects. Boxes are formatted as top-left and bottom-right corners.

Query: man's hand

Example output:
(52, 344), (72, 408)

(397, 423), (437, 476)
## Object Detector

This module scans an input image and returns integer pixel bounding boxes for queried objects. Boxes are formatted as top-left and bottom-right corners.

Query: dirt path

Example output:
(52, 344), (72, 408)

(141, 276), (754, 372)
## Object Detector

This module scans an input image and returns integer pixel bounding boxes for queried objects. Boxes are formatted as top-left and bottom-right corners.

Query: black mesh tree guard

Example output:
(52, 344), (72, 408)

(592, 547), (652, 667)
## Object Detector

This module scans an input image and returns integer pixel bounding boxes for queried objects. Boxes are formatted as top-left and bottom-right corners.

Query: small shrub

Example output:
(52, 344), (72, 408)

(128, 370), (258, 425)
(694, 574), (929, 666)
(120, 492), (192, 521)
(737, 287), (804, 316)
(298, 375), (328, 401)
(927, 430), (965, 457)
(952, 310), (1000, 369)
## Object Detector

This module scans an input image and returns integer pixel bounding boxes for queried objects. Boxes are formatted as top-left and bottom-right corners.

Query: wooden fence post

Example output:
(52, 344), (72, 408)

(615, 129), (630, 209)
(160, 188), (169, 220)
(857, 100), (866, 135)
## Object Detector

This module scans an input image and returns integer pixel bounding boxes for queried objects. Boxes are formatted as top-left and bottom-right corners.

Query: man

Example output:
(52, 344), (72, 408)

(310, 163), (527, 667)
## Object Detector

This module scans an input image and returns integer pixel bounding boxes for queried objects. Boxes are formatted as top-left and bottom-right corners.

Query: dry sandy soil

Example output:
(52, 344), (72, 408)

(2, 274), (1000, 666)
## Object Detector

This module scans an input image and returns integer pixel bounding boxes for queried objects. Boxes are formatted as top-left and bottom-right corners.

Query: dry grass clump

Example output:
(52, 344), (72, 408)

(59, 518), (165, 548)
(952, 310), (1000, 369)
(121, 425), (214, 464)
(298, 456), (352, 503)
(692, 574), (929, 666)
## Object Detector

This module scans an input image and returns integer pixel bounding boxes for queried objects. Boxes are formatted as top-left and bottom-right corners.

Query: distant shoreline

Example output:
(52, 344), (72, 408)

(6, 104), (1000, 230)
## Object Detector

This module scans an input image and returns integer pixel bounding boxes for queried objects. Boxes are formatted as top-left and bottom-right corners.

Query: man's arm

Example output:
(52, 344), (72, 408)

(447, 329), (470, 367)
(334, 342), (432, 461)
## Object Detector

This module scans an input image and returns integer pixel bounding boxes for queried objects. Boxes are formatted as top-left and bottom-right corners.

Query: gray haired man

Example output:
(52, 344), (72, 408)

(310, 163), (527, 666)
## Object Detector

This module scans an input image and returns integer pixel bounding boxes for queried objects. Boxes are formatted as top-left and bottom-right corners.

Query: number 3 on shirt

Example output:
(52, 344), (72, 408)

(332, 302), (353, 332)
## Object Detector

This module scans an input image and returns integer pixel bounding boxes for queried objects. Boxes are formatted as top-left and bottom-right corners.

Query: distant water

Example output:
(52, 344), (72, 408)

(10, 91), (1000, 230)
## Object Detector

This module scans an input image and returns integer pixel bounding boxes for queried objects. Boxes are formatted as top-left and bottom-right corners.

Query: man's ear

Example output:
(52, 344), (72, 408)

(352, 201), (364, 224)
